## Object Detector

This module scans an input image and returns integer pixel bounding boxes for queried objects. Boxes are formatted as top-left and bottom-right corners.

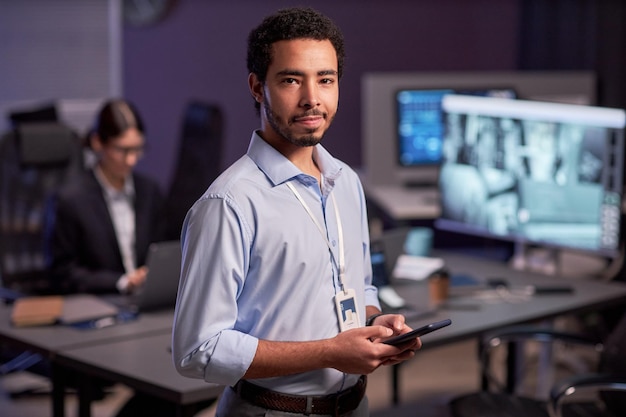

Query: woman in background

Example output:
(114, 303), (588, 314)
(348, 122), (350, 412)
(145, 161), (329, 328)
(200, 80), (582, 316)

(46, 99), (197, 417)
(48, 98), (166, 294)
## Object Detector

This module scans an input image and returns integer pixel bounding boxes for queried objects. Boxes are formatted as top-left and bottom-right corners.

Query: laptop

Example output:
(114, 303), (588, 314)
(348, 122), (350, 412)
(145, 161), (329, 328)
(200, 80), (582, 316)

(371, 227), (439, 319)
(129, 240), (182, 312)
(60, 294), (120, 324)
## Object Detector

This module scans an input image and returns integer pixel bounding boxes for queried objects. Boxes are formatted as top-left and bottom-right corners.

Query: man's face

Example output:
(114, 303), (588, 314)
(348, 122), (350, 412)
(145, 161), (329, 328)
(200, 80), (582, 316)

(251, 39), (339, 147)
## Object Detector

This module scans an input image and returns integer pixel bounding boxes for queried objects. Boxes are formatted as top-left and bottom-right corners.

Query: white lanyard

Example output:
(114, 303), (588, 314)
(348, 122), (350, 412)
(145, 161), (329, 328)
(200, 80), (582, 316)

(285, 181), (347, 293)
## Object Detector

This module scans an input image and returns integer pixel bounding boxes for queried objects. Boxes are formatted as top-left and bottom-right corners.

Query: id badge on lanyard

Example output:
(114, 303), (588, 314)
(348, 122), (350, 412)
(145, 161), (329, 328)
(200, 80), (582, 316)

(335, 288), (361, 331)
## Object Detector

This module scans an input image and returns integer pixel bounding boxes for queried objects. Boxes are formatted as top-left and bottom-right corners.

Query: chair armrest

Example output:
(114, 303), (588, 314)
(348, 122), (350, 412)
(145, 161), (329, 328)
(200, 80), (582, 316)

(482, 325), (602, 348)
(478, 326), (603, 393)
(550, 373), (626, 417)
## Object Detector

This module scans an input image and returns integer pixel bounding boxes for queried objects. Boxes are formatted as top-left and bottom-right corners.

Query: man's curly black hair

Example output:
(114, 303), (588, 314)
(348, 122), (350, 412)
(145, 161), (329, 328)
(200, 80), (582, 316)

(246, 7), (345, 113)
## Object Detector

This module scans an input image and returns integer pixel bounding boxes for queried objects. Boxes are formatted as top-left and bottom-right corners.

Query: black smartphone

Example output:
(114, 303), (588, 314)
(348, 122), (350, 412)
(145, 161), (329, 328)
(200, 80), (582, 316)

(382, 318), (452, 346)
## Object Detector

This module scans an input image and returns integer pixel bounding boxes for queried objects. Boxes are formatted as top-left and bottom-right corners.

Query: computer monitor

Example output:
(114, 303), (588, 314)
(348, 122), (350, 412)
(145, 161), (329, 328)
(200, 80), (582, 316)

(436, 94), (626, 258)
(362, 71), (596, 189)
(395, 88), (516, 185)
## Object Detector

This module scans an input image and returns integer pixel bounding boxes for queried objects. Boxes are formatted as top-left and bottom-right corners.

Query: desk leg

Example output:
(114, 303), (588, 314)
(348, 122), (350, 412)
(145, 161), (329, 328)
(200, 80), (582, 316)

(478, 337), (488, 390)
(51, 362), (66, 417)
(392, 363), (400, 405)
(505, 341), (518, 393)
(176, 404), (195, 417)
(77, 373), (93, 417)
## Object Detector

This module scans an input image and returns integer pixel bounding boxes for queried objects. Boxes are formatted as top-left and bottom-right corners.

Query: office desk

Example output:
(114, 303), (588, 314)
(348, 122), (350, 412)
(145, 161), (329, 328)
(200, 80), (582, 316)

(384, 250), (626, 404)
(0, 304), (174, 417)
(55, 332), (222, 417)
(0, 304), (173, 354)
(365, 184), (440, 221)
(3, 251), (626, 413)
(402, 251), (626, 341)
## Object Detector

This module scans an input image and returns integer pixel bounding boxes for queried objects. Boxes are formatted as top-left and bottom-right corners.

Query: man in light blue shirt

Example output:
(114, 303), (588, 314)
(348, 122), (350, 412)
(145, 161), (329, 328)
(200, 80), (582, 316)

(172, 7), (420, 416)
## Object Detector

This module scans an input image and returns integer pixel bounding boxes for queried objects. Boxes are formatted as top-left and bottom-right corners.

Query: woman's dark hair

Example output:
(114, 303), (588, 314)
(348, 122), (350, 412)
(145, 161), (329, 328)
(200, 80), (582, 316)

(95, 99), (145, 144)
(246, 7), (345, 112)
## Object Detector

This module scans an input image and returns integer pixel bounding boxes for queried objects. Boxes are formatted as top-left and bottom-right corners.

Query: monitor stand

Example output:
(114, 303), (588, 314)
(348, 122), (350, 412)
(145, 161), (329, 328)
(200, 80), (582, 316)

(403, 179), (437, 189)
(510, 241), (559, 275)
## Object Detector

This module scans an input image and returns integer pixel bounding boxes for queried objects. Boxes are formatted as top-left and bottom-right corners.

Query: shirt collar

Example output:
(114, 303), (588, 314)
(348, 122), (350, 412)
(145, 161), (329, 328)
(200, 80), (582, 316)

(93, 165), (135, 199)
(246, 131), (343, 188)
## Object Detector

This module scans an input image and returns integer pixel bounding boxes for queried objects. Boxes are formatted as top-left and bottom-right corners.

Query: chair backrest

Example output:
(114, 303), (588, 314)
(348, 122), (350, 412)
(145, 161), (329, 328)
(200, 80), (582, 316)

(8, 103), (58, 127)
(163, 101), (223, 240)
(0, 122), (84, 294)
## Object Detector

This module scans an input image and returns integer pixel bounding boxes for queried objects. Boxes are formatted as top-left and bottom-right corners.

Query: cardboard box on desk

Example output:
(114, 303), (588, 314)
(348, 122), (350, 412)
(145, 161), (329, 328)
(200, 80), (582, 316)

(11, 294), (119, 327)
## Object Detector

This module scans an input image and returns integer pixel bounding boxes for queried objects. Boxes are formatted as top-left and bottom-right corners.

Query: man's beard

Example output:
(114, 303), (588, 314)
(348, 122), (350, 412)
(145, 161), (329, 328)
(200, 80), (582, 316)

(264, 99), (335, 147)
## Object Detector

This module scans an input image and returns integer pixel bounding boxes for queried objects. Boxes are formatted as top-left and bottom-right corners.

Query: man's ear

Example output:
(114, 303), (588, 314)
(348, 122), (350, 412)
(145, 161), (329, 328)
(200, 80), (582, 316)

(248, 73), (264, 103)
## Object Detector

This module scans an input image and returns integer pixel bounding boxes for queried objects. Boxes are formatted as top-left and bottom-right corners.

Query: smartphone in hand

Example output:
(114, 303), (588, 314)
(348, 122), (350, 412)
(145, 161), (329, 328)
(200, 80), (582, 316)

(382, 319), (451, 346)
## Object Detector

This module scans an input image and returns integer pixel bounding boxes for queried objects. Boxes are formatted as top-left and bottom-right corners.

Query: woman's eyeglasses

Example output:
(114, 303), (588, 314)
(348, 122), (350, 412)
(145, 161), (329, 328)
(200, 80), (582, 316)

(108, 144), (146, 159)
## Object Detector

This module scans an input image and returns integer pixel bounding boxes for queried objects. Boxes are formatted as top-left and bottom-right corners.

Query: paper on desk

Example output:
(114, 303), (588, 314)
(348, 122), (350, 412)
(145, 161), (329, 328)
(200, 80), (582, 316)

(392, 254), (445, 281)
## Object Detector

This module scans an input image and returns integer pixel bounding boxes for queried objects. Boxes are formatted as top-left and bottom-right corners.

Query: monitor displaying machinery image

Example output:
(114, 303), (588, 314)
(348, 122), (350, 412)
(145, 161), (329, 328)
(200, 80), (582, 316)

(436, 94), (626, 257)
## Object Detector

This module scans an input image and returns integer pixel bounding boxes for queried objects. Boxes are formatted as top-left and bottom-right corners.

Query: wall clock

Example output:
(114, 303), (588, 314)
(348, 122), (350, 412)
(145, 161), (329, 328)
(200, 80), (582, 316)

(123, 0), (176, 27)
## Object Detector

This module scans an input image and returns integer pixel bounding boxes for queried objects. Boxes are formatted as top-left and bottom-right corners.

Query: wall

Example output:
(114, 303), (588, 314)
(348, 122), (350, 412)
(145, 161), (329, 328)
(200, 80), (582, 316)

(123, 0), (520, 190)
(0, 1), (121, 134)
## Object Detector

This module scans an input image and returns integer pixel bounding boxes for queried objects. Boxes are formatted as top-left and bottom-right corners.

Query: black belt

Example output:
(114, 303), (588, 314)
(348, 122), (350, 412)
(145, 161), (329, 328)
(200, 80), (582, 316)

(233, 375), (367, 416)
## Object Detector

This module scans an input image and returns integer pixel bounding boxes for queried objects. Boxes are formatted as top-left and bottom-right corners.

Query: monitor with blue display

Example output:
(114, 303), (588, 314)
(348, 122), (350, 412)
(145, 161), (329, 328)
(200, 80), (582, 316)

(395, 88), (516, 174)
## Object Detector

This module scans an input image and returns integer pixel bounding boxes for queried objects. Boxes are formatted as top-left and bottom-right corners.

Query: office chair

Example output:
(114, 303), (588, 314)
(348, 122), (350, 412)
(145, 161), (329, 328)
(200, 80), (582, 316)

(448, 314), (626, 417)
(8, 102), (58, 127)
(0, 122), (83, 394)
(0, 122), (83, 295)
(164, 101), (223, 240)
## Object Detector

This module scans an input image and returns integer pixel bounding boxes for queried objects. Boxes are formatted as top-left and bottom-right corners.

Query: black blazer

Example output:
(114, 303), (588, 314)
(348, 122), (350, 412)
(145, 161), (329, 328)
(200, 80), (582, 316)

(48, 170), (166, 294)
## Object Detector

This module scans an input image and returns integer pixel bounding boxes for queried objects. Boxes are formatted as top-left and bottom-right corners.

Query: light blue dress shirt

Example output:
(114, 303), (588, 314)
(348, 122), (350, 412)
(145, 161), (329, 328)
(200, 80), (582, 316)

(172, 132), (380, 395)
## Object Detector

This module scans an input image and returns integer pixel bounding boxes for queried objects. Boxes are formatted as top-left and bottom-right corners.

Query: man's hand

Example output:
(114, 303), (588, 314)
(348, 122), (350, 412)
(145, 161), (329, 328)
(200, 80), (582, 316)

(368, 313), (422, 366)
(328, 325), (420, 374)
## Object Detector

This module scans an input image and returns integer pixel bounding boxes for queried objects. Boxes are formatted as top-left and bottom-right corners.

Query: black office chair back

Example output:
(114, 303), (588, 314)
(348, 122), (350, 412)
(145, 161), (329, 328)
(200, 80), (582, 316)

(164, 101), (223, 240)
(0, 122), (83, 294)
(9, 103), (58, 127)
